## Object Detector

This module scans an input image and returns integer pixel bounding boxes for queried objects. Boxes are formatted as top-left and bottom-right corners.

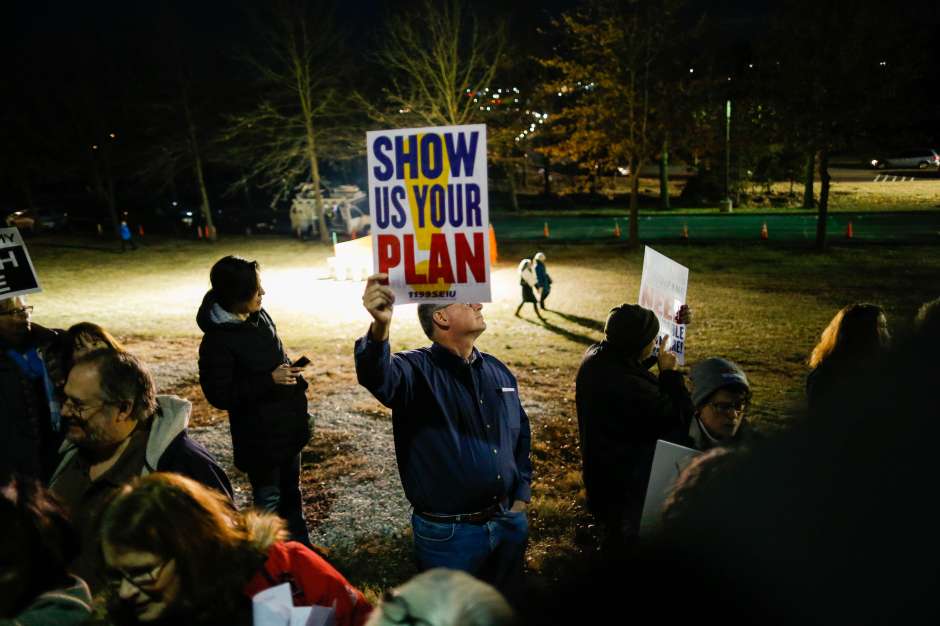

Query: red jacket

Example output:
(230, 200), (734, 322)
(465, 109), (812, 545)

(243, 541), (372, 626)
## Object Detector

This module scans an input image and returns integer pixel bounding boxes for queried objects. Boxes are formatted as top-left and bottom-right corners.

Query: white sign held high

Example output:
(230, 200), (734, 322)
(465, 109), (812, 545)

(366, 124), (491, 304)
(638, 246), (689, 364)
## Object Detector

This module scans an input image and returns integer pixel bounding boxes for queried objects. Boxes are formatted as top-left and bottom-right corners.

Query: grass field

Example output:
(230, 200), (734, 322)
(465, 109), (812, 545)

(24, 233), (940, 590)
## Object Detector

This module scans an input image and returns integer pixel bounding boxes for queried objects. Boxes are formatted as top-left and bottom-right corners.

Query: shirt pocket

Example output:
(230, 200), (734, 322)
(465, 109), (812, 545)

(499, 387), (521, 433)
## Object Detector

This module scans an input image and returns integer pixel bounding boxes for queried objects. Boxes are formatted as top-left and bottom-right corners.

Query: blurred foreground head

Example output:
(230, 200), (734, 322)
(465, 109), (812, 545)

(366, 568), (513, 626)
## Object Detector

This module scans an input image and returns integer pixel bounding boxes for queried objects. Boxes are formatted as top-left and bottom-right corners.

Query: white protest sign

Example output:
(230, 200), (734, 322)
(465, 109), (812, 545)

(0, 228), (42, 300)
(366, 124), (491, 304)
(638, 246), (689, 364)
(251, 582), (336, 626)
(639, 439), (701, 536)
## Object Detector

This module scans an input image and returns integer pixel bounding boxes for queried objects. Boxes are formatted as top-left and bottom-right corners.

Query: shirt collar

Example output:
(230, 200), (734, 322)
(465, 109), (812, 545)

(430, 342), (481, 369)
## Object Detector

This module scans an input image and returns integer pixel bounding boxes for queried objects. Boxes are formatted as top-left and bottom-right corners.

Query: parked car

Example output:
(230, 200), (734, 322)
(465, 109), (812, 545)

(4, 208), (69, 233)
(870, 149), (940, 169)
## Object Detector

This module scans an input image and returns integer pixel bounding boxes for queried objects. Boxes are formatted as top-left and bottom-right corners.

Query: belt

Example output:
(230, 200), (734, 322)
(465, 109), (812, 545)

(416, 502), (502, 525)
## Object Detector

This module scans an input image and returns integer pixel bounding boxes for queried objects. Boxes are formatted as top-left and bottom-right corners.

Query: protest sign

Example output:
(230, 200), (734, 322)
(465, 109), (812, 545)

(252, 582), (336, 626)
(0, 227), (42, 299)
(639, 439), (701, 535)
(638, 246), (689, 364)
(366, 124), (491, 304)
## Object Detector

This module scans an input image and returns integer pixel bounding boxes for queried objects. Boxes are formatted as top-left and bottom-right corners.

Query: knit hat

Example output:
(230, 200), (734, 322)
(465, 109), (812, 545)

(604, 304), (660, 355)
(690, 357), (750, 407)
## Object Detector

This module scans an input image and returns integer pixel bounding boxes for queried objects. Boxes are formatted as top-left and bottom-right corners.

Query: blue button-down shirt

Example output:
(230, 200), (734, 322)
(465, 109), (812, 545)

(355, 331), (532, 515)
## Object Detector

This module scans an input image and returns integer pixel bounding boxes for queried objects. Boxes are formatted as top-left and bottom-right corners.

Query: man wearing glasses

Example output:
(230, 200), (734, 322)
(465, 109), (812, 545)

(674, 357), (753, 451)
(48, 349), (232, 591)
(355, 273), (532, 595)
(0, 295), (66, 481)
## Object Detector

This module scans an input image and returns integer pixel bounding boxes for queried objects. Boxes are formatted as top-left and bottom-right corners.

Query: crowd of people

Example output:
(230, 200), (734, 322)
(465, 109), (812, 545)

(2, 251), (938, 625)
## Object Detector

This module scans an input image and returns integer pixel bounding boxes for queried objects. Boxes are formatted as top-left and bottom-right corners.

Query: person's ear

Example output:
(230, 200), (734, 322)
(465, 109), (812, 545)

(115, 400), (135, 422)
(433, 309), (449, 330)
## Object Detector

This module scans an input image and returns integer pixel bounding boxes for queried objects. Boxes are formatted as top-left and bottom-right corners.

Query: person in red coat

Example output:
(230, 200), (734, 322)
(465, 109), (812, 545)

(98, 473), (371, 626)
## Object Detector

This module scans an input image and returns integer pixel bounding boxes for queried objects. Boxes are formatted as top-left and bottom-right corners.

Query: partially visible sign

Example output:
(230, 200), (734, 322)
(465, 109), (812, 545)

(0, 228), (42, 299)
(640, 439), (701, 536)
(366, 124), (491, 304)
(638, 246), (689, 364)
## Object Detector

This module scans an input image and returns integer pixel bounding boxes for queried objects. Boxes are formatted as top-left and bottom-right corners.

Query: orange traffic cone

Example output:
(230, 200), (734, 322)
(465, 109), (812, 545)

(197, 225), (203, 239)
(138, 224), (145, 237)
(543, 221), (550, 238)
(846, 221), (854, 239)
(681, 223), (689, 240)
(488, 224), (498, 264)
(613, 219), (621, 238)
(760, 222), (768, 240)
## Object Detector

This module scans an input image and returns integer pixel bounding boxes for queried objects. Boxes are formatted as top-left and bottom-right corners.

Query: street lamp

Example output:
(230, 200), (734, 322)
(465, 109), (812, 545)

(721, 99), (733, 212)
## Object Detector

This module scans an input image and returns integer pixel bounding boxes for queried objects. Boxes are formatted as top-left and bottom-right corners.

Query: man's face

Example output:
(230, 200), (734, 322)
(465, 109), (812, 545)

(437, 303), (486, 338)
(61, 363), (134, 450)
(698, 388), (748, 441)
(0, 296), (31, 347)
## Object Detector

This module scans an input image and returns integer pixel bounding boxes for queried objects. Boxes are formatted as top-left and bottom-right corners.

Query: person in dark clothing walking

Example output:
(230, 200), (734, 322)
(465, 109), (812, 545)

(514, 259), (543, 319)
(197, 256), (313, 547)
(575, 303), (693, 549)
(532, 252), (552, 309)
(0, 295), (67, 482)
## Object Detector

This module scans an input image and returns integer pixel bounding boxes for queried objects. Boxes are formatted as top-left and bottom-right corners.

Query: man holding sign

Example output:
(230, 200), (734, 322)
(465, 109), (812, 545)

(576, 303), (693, 549)
(355, 273), (531, 594)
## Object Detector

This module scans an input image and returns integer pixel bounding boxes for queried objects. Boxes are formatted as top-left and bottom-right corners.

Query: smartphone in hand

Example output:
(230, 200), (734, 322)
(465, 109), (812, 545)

(291, 356), (311, 368)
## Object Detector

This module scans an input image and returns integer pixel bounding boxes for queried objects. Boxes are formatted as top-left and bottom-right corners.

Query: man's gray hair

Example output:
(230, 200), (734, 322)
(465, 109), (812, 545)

(417, 304), (450, 340)
(365, 568), (514, 626)
(74, 349), (157, 423)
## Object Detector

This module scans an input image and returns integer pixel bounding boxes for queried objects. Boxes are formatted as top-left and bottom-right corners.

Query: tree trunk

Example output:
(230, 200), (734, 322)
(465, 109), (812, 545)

(659, 139), (670, 210)
(506, 164), (519, 212)
(628, 157), (641, 247)
(815, 148), (831, 250)
(542, 156), (551, 196)
(182, 85), (216, 240)
(802, 150), (815, 209)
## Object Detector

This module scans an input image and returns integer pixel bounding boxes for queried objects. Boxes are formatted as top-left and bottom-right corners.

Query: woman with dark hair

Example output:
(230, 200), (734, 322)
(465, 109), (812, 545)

(514, 259), (543, 319)
(806, 303), (890, 412)
(99, 473), (371, 626)
(197, 256), (312, 546)
(0, 474), (92, 625)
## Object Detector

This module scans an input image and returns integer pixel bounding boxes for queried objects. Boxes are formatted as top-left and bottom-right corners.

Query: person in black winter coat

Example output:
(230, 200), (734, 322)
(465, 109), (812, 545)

(197, 256), (313, 546)
(575, 303), (693, 549)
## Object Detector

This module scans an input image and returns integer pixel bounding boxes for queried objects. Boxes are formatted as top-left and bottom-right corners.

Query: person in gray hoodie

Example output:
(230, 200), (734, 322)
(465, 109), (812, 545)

(48, 349), (232, 592)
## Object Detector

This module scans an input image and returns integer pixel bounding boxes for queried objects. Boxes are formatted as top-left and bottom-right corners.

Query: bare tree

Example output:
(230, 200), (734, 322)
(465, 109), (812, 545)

(366, 0), (505, 128)
(222, 0), (354, 242)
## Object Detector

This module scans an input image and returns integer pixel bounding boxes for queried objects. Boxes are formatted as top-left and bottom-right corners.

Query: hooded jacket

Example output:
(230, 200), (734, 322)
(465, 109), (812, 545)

(1, 575), (93, 626)
(50, 394), (233, 498)
(575, 340), (693, 526)
(196, 290), (311, 472)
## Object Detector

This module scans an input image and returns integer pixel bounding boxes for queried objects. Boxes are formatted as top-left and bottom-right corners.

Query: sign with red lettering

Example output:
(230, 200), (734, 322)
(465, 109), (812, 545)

(366, 124), (490, 303)
(638, 246), (689, 364)
(0, 227), (42, 300)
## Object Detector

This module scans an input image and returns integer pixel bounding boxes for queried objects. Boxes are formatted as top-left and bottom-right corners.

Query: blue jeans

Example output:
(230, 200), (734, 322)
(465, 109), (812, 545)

(247, 453), (311, 547)
(411, 508), (529, 594)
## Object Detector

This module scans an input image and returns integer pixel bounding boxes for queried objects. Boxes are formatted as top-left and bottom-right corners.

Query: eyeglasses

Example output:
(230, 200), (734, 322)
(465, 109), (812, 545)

(105, 560), (170, 593)
(707, 400), (748, 414)
(381, 590), (433, 626)
(61, 396), (114, 420)
(0, 306), (33, 318)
